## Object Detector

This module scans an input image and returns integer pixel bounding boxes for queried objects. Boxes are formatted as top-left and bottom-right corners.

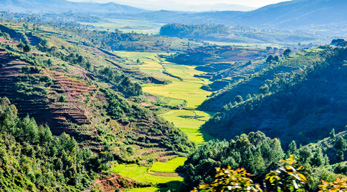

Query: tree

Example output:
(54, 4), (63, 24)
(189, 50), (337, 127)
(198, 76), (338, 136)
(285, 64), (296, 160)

(311, 148), (325, 167)
(47, 59), (53, 66)
(266, 155), (307, 192)
(23, 44), (31, 52)
(298, 146), (312, 163)
(335, 136), (347, 161)
(274, 56), (280, 62)
(17, 42), (25, 50)
(287, 140), (297, 156)
(58, 95), (67, 102)
(283, 48), (292, 58)
(266, 55), (274, 63)
(86, 61), (91, 70)
(193, 167), (263, 192)
(234, 95), (243, 103)
(335, 136), (347, 151)
(330, 129), (336, 140)
(319, 178), (347, 191)
(259, 84), (269, 95)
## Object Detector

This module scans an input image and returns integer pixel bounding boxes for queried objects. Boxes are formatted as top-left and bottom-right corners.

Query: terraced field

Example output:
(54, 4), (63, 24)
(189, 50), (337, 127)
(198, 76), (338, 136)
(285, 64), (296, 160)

(116, 51), (213, 142)
(111, 51), (215, 191)
(116, 158), (186, 192)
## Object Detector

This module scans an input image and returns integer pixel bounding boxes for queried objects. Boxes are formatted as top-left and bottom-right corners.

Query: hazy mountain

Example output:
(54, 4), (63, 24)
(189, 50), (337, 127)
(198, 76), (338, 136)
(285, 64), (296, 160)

(235, 0), (347, 28)
(156, 3), (255, 12)
(110, 0), (347, 36)
(73, 0), (256, 12)
(0, 0), (144, 13)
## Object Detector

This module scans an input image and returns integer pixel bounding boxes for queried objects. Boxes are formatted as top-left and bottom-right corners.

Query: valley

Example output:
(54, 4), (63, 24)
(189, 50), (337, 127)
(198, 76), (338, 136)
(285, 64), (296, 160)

(115, 51), (215, 143)
(112, 51), (215, 191)
(2, 0), (347, 191)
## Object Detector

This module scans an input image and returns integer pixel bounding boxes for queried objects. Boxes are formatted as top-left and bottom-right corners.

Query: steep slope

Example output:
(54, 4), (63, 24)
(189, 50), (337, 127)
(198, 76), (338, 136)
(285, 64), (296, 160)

(0, 35), (193, 164)
(199, 48), (326, 112)
(202, 46), (347, 147)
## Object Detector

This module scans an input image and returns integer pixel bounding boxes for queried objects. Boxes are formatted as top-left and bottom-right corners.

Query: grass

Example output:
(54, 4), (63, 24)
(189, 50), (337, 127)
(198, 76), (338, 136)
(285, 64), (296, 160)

(123, 52), (215, 143)
(154, 95), (186, 108)
(144, 62), (212, 109)
(114, 51), (177, 82)
(160, 110), (214, 143)
(143, 81), (210, 109)
(114, 157), (186, 192)
(150, 157), (186, 173)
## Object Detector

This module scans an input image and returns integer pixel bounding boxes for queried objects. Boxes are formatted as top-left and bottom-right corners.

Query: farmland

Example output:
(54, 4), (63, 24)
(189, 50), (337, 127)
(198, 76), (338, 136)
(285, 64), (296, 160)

(115, 51), (214, 142)
(110, 50), (215, 191)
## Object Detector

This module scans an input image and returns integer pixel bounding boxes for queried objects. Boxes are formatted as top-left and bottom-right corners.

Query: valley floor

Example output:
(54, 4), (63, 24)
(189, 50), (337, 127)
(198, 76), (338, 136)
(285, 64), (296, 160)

(113, 51), (215, 191)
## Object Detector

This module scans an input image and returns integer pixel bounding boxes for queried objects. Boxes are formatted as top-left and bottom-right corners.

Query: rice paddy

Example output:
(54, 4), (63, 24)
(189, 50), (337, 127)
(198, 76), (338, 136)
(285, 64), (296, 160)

(113, 51), (215, 191)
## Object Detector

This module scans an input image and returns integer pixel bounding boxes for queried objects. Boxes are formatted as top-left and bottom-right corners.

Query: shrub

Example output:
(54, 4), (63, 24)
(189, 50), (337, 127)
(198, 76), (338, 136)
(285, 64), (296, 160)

(58, 95), (67, 102)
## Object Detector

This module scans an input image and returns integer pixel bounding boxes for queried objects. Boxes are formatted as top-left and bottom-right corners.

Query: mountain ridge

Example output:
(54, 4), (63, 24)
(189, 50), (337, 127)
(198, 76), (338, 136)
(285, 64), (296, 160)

(0, 0), (144, 14)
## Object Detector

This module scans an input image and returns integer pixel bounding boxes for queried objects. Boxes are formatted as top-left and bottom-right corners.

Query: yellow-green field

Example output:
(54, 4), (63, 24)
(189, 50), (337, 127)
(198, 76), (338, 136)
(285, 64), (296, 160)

(114, 51), (215, 191)
(116, 51), (214, 142)
(142, 63), (211, 109)
(114, 157), (186, 192)
(160, 110), (214, 143)
(143, 81), (210, 109)
(115, 51), (177, 82)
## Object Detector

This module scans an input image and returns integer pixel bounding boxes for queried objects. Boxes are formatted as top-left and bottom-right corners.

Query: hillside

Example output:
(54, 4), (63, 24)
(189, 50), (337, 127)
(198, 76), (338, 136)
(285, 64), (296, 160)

(112, 0), (347, 37)
(0, 0), (144, 14)
(202, 46), (347, 147)
(0, 19), (197, 177)
(160, 23), (318, 44)
(199, 48), (326, 111)
(237, 0), (347, 30)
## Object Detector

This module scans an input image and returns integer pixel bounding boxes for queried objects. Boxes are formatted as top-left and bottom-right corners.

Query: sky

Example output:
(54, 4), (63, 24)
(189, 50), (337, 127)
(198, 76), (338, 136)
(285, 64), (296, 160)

(69, 0), (291, 11)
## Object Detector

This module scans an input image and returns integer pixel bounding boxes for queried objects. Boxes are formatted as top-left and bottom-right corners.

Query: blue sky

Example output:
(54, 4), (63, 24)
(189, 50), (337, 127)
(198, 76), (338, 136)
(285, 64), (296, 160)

(69, 0), (291, 11)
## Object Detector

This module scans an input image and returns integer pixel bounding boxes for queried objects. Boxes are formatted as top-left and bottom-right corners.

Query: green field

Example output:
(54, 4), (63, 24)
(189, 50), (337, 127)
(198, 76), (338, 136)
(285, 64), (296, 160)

(160, 110), (214, 143)
(114, 51), (177, 82)
(80, 19), (164, 34)
(114, 51), (215, 191)
(150, 157), (186, 173)
(116, 51), (214, 142)
(114, 157), (185, 192)
(142, 63), (211, 109)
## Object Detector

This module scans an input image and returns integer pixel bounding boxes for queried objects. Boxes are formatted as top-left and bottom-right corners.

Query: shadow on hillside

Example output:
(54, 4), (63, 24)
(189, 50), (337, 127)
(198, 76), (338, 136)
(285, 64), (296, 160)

(155, 180), (183, 192)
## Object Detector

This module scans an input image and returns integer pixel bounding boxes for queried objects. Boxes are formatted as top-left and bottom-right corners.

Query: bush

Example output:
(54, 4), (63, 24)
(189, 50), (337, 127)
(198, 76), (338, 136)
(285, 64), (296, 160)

(58, 95), (67, 102)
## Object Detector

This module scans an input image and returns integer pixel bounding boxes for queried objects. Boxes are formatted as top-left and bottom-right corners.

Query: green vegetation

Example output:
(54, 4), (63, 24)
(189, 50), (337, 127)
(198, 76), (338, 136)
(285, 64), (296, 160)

(3, 6), (347, 192)
(160, 23), (317, 44)
(192, 155), (307, 192)
(0, 97), (99, 191)
(199, 47), (330, 111)
(203, 46), (347, 147)
(80, 18), (165, 34)
(114, 159), (184, 192)
(0, 20), (202, 191)
(183, 131), (347, 191)
(150, 157), (186, 173)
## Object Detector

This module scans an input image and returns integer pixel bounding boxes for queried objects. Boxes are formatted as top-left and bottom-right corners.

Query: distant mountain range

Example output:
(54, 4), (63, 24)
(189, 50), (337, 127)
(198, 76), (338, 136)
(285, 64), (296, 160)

(232, 0), (347, 28)
(1, 0), (347, 36)
(136, 0), (347, 27)
(0, 0), (144, 13)
(107, 0), (256, 12)
(111, 0), (347, 36)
